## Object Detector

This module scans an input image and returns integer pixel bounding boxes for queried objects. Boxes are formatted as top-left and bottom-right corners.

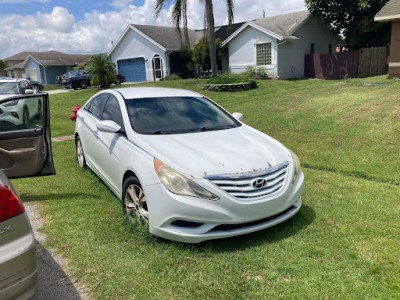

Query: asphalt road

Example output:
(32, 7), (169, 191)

(24, 203), (86, 300)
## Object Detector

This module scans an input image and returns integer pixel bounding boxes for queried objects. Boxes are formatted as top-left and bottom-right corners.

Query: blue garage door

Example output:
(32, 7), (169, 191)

(118, 58), (146, 82)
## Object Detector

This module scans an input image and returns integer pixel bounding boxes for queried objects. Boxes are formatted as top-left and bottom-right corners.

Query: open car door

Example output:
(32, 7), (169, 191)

(0, 93), (55, 179)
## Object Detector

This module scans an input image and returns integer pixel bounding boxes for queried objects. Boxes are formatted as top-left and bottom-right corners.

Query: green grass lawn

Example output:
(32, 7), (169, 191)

(43, 84), (63, 91)
(12, 76), (400, 299)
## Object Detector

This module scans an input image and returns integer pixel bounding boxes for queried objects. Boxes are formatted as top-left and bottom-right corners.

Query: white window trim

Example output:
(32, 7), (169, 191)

(255, 42), (273, 67)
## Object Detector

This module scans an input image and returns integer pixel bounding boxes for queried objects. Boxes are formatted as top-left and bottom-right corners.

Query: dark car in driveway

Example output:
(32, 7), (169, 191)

(62, 70), (89, 90)
(55, 70), (81, 85)
(62, 71), (126, 90)
(0, 93), (55, 300)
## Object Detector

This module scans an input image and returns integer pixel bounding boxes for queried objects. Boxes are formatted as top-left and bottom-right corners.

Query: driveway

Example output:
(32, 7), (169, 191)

(24, 203), (86, 300)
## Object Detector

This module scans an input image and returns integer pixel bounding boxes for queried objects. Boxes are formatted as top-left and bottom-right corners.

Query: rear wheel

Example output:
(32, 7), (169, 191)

(80, 81), (88, 89)
(75, 136), (87, 168)
(122, 176), (149, 223)
(22, 107), (29, 128)
(33, 85), (40, 93)
(116, 77), (122, 85)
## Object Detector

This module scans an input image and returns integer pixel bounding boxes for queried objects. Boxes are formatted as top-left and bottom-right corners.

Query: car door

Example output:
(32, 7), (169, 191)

(79, 93), (109, 174)
(96, 94), (128, 192)
(0, 93), (55, 179)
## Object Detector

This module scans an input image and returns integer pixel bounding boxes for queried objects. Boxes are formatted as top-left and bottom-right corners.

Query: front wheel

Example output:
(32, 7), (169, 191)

(75, 136), (87, 168)
(22, 107), (29, 128)
(36, 99), (42, 119)
(122, 176), (149, 223)
(80, 81), (88, 89)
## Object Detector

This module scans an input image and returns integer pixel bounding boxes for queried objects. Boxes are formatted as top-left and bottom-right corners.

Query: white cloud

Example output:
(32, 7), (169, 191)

(0, 0), (306, 59)
(37, 7), (75, 32)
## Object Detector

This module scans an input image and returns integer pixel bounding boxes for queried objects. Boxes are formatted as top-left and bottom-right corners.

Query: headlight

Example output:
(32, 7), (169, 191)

(154, 158), (219, 201)
(289, 150), (301, 183)
(3, 100), (19, 107)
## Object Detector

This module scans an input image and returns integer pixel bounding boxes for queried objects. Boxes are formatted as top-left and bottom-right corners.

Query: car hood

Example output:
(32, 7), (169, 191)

(136, 125), (292, 178)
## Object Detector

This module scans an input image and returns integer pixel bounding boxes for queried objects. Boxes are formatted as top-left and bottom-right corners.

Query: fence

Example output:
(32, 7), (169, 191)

(304, 47), (388, 79)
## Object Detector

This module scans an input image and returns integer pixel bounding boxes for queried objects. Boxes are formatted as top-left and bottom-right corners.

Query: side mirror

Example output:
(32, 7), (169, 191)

(97, 120), (121, 134)
(232, 112), (243, 121)
(25, 89), (34, 94)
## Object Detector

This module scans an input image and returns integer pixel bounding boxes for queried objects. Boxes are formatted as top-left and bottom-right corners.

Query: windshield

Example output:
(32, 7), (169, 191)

(125, 96), (241, 134)
(0, 82), (19, 94)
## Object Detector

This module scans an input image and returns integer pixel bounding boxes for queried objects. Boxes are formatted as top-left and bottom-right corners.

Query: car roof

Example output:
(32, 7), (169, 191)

(114, 87), (202, 99)
(0, 77), (29, 83)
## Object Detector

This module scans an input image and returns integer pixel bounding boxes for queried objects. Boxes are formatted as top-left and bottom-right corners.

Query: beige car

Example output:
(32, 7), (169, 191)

(0, 93), (55, 300)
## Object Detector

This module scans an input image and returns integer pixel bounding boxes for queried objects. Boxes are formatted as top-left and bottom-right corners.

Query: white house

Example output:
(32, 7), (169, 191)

(109, 10), (337, 81)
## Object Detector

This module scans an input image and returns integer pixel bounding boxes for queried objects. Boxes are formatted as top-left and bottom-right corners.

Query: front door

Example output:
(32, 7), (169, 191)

(0, 94), (55, 179)
(152, 55), (163, 81)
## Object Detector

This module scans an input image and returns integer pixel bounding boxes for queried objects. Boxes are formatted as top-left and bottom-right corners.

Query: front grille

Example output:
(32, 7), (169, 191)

(205, 161), (289, 199)
(210, 205), (296, 231)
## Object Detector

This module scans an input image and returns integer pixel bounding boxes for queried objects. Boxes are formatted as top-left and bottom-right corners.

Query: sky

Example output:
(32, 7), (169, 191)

(0, 0), (306, 59)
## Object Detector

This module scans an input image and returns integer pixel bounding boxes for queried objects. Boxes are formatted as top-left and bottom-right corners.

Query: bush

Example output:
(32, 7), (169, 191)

(162, 74), (181, 81)
(207, 72), (251, 85)
(244, 65), (269, 78)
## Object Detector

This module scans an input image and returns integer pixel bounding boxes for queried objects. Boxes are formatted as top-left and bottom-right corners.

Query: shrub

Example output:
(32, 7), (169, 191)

(207, 72), (251, 85)
(244, 65), (269, 78)
(162, 74), (181, 81)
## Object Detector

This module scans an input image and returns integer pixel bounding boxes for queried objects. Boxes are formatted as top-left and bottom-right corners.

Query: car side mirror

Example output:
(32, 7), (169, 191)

(232, 112), (243, 121)
(25, 89), (34, 94)
(97, 120), (121, 134)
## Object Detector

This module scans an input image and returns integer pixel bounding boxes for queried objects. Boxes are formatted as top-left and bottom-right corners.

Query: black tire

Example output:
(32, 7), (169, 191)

(33, 85), (40, 93)
(116, 77), (122, 85)
(80, 81), (88, 89)
(22, 107), (29, 128)
(36, 99), (42, 119)
(122, 176), (149, 223)
(75, 136), (87, 168)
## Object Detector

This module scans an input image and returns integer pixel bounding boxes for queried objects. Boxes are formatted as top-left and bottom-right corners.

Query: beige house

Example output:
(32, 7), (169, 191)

(375, 0), (400, 78)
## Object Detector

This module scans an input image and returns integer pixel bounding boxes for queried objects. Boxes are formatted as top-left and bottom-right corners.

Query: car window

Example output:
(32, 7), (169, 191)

(125, 96), (241, 134)
(87, 94), (109, 119)
(0, 82), (19, 94)
(0, 96), (44, 131)
(102, 95), (124, 128)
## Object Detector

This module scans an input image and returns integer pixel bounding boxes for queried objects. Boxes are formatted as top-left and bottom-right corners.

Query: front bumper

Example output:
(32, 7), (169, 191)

(144, 171), (304, 243)
(0, 106), (23, 126)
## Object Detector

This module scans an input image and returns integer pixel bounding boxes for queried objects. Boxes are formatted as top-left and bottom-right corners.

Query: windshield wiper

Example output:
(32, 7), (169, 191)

(153, 130), (163, 134)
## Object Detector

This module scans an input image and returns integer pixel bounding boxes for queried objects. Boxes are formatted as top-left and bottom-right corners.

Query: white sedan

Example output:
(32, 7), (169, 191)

(75, 87), (304, 243)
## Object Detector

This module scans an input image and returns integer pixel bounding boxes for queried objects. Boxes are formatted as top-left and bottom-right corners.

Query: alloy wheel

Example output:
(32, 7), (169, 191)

(125, 184), (149, 222)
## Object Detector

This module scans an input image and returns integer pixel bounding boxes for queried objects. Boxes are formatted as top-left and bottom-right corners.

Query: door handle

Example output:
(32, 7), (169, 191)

(93, 130), (99, 138)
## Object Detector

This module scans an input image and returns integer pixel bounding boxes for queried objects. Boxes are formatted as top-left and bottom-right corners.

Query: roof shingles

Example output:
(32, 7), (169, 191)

(375, 0), (400, 21)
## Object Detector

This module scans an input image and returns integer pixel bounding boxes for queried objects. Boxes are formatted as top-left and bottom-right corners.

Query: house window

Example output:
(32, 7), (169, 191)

(311, 43), (315, 54)
(256, 43), (271, 65)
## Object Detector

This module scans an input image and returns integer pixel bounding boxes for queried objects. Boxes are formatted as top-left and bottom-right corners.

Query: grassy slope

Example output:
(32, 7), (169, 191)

(51, 77), (400, 183)
(12, 76), (400, 299)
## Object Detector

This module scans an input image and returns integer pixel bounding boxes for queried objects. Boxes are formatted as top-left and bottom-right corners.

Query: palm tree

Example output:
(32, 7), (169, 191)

(86, 54), (116, 89)
(155, 0), (234, 77)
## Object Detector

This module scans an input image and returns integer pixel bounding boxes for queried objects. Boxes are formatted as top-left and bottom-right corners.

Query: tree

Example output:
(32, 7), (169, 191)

(73, 63), (86, 71)
(155, 0), (234, 77)
(86, 54), (116, 89)
(0, 59), (6, 75)
(179, 45), (194, 78)
(192, 37), (224, 72)
(305, 0), (391, 50)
